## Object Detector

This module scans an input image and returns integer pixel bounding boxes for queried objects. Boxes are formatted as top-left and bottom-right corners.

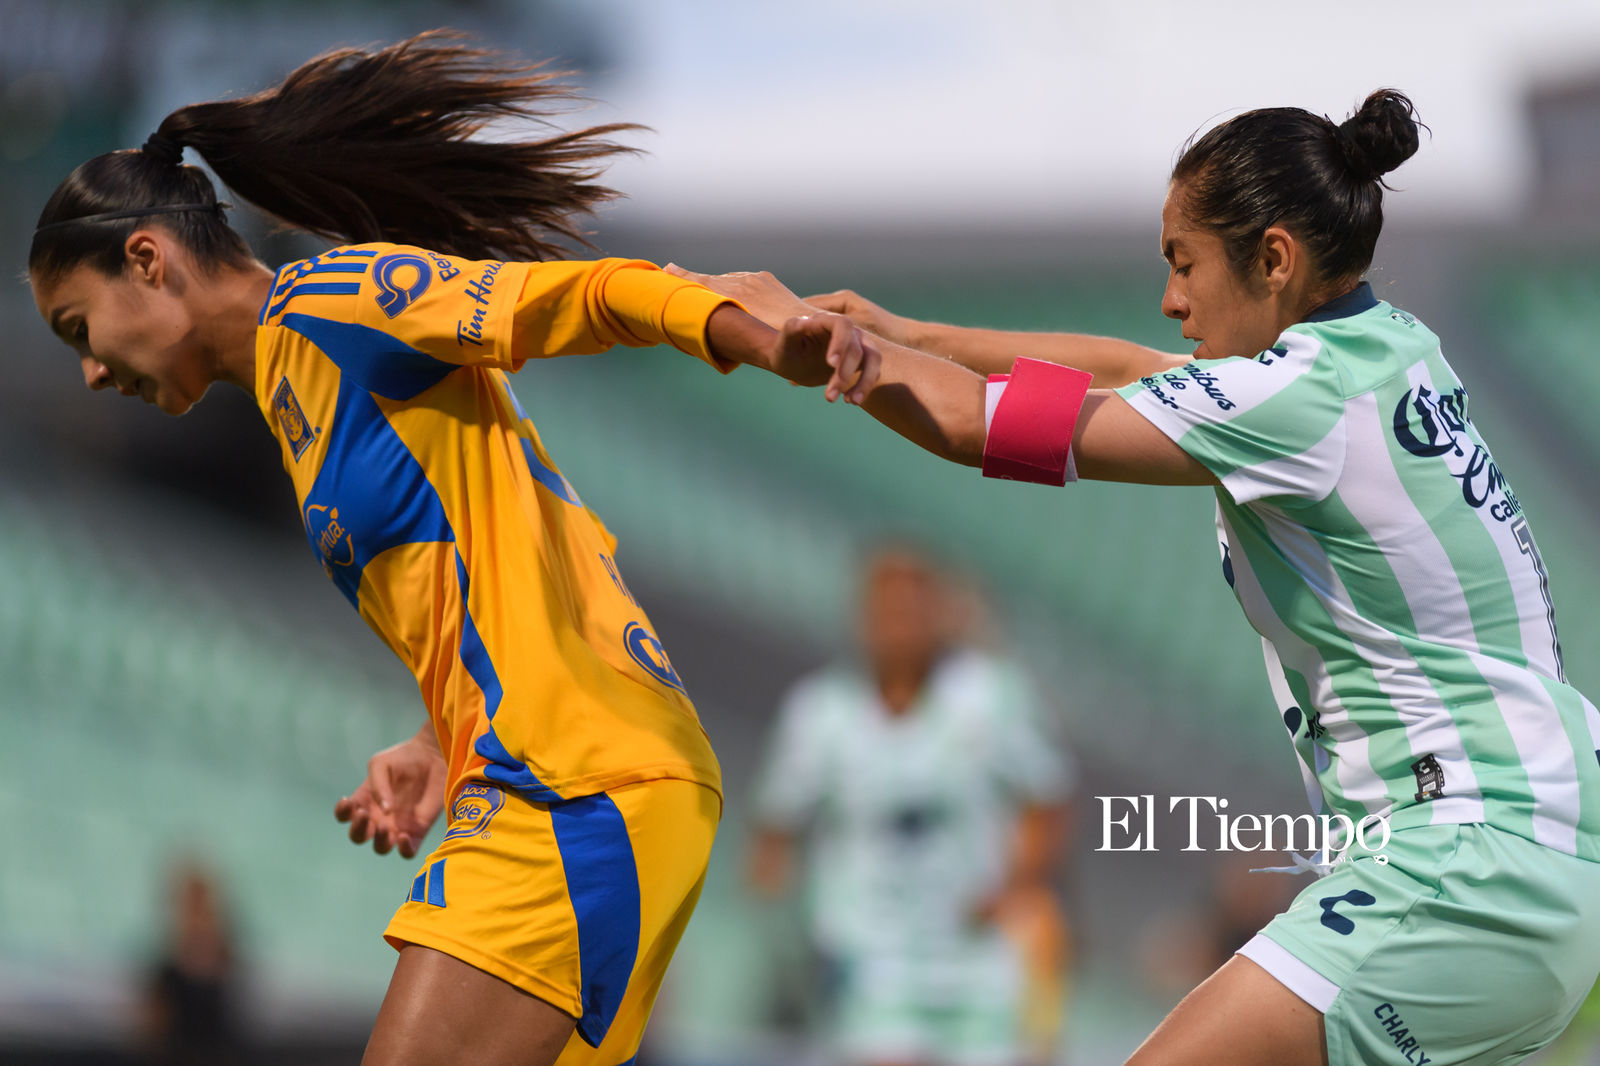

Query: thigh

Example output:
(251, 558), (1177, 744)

(379, 777), (719, 1066)
(1236, 825), (1600, 1066)
(553, 778), (720, 1066)
(1124, 954), (1327, 1066)
(363, 944), (575, 1066)
(1315, 827), (1600, 1066)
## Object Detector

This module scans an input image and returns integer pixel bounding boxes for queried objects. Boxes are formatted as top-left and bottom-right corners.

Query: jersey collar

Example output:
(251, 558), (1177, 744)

(1303, 281), (1378, 323)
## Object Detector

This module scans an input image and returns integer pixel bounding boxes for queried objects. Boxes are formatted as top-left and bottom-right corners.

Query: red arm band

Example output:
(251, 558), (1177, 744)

(981, 357), (1093, 486)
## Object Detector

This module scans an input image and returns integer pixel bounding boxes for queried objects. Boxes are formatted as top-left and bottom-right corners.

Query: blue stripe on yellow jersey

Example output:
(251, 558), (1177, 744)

(254, 244), (731, 802)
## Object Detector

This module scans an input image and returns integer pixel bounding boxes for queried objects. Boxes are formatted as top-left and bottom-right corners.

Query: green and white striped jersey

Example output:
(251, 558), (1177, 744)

(752, 649), (1072, 959)
(1117, 283), (1600, 860)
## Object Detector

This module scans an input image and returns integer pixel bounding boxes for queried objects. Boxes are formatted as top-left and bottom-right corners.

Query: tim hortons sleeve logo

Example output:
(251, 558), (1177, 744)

(456, 260), (506, 347)
(272, 377), (315, 460)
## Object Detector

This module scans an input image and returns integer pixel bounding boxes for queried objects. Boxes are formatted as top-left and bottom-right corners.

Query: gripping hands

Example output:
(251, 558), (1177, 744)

(670, 265), (880, 405)
(774, 310), (880, 404)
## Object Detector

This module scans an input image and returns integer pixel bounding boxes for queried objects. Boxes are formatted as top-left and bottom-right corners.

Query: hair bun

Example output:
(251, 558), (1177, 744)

(1335, 89), (1422, 182)
(140, 131), (185, 168)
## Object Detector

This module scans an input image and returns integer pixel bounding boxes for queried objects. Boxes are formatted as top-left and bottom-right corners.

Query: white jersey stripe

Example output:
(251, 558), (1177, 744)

(1256, 505), (1486, 825)
(1467, 651), (1581, 852)
(1403, 360), (1582, 848)
(1216, 507), (1390, 818)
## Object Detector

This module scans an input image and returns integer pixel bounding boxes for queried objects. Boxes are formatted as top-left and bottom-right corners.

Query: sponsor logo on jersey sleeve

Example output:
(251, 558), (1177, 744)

(1160, 364), (1236, 410)
(456, 260), (506, 347)
(373, 253), (433, 318)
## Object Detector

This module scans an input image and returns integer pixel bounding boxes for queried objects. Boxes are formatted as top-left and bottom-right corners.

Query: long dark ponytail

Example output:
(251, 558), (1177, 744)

(30, 30), (644, 282)
(1171, 89), (1425, 286)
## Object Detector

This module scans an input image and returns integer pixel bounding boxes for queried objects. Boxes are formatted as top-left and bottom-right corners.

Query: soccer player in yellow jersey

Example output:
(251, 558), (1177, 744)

(27, 33), (877, 1066)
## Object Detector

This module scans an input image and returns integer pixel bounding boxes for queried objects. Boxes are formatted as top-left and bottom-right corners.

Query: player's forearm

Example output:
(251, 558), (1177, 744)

(858, 338), (988, 467)
(703, 303), (781, 372)
(901, 320), (1189, 389)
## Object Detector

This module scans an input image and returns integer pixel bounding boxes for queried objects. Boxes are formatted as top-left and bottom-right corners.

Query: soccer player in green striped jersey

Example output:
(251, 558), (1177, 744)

(675, 89), (1600, 1066)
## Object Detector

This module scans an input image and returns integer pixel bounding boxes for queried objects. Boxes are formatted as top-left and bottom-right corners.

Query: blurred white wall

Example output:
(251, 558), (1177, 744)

(579, 0), (1600, 227)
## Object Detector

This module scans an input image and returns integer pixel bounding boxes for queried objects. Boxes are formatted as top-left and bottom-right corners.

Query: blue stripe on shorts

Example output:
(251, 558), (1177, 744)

(548, 792), (641, 1048)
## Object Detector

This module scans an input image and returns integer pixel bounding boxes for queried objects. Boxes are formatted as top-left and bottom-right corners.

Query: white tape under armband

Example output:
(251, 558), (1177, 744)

(980, 358), (1093, 486)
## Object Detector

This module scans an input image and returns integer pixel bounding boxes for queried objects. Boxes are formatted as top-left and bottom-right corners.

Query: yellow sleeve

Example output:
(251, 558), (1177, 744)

(334, 244), (738, 374)
(509, 257), (738, 373)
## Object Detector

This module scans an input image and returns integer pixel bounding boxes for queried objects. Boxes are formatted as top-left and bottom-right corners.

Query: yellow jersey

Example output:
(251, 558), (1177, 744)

(253, 243), (731, 802)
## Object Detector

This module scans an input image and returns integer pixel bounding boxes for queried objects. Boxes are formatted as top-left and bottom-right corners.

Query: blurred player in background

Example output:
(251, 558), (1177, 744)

(142, 859), (247, 1066)
(749, 545), (1073, 1066)
(675, 89), (1600, 1066)
(27, 31), (875, 1066)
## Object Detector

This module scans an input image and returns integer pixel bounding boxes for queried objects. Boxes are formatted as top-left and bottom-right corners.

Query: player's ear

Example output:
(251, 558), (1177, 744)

(1258, 225), (1296, 296)
(123, 230), (166, 288)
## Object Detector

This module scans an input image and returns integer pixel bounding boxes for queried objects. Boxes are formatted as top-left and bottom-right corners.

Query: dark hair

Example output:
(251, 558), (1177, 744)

(1170, 89), (1425, 285)
(29, 30), (643, 283)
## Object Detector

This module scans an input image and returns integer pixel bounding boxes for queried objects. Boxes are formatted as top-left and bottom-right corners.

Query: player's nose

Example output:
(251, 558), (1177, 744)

(82, 356), (114, 391)
(1162, 285), (1188, 322)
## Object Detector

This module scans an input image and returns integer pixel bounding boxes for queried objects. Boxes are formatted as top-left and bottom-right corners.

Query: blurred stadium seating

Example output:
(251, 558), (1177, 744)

(6, 255), (1600, 1062)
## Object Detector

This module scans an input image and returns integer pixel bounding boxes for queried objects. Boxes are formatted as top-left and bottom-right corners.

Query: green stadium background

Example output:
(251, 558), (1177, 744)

(4, 4), (1600, 1064)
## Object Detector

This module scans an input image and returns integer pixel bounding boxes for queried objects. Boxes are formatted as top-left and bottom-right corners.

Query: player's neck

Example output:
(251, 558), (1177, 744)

(197, 262), (274, 393)
(876, 663), (932, 715)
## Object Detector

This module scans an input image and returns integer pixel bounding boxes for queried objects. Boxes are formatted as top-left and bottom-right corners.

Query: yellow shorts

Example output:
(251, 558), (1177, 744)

(383, 776), (720, 1065)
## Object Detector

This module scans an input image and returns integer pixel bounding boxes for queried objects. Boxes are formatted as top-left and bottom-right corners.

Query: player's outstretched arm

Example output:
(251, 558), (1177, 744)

(334, 721), (447, 860)
(834, 328), (1212, 486)
(704, 304), (879, 404)
(663, 265), (1187, 388)
(807, 287), (1191, 387)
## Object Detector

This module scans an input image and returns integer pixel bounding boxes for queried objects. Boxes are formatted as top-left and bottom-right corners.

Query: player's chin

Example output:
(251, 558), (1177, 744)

(155, 382), (207, 417)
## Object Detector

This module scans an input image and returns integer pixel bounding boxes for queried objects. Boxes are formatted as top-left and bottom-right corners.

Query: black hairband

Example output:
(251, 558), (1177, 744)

(32, 202), (231, 237)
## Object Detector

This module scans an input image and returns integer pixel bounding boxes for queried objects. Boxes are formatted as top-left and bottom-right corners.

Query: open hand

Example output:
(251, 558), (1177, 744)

(333, 729), (447, 859)
(663, 265), (811, 330)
